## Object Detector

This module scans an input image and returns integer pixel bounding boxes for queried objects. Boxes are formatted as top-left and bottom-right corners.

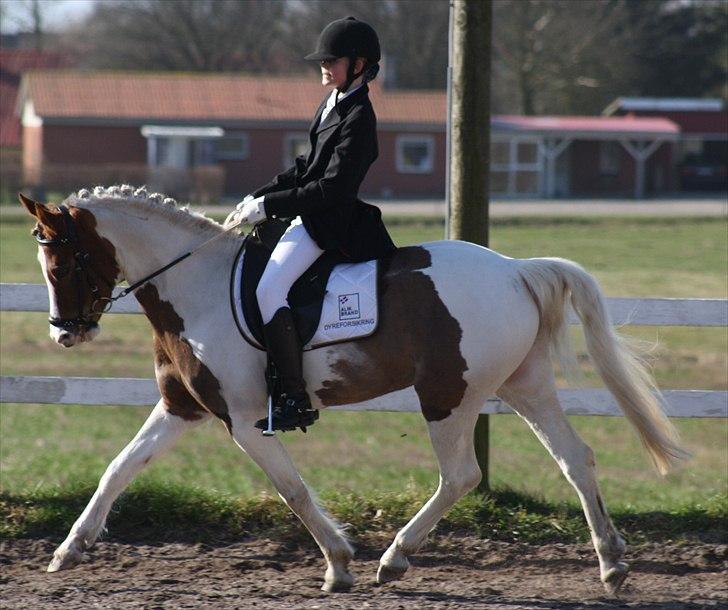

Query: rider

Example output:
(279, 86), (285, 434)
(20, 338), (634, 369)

(228, 16), (396, 432)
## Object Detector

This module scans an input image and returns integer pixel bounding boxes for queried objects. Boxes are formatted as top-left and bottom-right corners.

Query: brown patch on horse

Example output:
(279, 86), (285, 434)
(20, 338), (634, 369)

(33, 205), (120, 319)
(138, 284), (232, 433)
(316, 246), (468, 422)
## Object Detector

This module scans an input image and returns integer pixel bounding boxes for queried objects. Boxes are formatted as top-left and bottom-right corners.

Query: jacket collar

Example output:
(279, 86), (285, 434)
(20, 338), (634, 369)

(313, 84), (369, 135)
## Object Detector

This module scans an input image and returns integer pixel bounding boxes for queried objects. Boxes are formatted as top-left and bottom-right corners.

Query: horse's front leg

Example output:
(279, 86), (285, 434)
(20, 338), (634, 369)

(232, 423), (354, 592)
(48, 400), (207, 572)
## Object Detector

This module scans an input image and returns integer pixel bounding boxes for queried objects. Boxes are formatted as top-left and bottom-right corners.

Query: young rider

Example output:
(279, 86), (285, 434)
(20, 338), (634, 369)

(227, 17), (395, 432)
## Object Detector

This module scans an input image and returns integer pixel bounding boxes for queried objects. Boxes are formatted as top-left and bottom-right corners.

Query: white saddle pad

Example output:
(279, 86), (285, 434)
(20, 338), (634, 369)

(231, 251), (379, 351)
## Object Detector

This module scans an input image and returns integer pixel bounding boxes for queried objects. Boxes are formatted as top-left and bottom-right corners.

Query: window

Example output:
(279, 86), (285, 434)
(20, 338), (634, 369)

(283, 133), (309, 169)
(396, 135), (435, 174)
(491, 141), (510, 165)
(191, 139), (216, 166)
(517, 141), (538, 164)
(599, 142), (621, 176)
(215, 133), (250, 160)
(150, 137), (189, 169)
(515, 171), (539, 193)
(490, 137), (542, 196)
(152, 138), (169, 166)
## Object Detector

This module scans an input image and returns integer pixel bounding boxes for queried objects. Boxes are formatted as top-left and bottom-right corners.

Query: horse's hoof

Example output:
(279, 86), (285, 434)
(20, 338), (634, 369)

(321, 571), (354, 593)
(47, 547), (83, 572)
(602, 562), (630, 595)
(377, 562), (408, 584)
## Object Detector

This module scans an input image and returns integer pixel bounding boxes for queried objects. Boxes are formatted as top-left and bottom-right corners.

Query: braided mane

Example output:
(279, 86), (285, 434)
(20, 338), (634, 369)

(62, 185), (223, 235)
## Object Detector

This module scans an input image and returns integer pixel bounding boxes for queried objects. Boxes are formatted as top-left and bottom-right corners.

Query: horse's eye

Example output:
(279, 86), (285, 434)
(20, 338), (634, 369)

(50, 263), (72, 279)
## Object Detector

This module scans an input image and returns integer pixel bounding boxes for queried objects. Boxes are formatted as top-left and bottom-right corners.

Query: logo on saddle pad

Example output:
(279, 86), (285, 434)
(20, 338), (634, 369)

(338, 293), (361, 320)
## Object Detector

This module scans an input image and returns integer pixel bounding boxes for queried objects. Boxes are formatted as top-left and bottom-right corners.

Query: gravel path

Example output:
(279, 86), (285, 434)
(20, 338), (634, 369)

(2, 536), (726, 609)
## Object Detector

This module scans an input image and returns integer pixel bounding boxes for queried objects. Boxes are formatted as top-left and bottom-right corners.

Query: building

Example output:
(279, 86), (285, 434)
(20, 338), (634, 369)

(16, 70), (445, 200)
(14, 70), (725, 200)
(0, 49), (69, 193)
(491, 115), (679, 199)
(604, 97), (727, 192)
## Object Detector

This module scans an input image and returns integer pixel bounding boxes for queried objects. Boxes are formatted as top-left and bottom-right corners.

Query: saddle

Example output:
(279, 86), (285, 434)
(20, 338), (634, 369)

(231, 219), (380, 351)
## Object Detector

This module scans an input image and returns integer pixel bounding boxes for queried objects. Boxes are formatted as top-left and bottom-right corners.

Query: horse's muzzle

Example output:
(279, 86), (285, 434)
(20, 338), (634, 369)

(51, 322), (100, 347)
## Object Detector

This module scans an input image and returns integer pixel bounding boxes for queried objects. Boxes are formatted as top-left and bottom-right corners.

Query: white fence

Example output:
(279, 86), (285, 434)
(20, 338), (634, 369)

(1, 283), (726, 418)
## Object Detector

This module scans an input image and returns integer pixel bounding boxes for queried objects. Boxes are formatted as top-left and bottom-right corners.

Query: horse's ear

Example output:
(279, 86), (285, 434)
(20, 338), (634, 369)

(18, 193), (40, 217)
(19, 193), (62, 233)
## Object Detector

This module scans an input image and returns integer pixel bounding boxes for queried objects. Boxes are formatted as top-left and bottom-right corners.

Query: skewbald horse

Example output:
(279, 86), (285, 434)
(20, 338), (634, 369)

(20, 186), (687, 595)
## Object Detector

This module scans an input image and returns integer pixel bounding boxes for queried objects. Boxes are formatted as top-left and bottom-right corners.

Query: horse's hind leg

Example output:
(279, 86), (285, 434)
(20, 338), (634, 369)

(496, 340), (628, 594)
(48, 400), (206, 572)
(378, 401), (482, 584)
(231, 425), (355, 593)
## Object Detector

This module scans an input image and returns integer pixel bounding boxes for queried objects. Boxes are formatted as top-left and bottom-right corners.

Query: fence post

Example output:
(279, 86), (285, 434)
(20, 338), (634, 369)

(447, 0), (493, 492)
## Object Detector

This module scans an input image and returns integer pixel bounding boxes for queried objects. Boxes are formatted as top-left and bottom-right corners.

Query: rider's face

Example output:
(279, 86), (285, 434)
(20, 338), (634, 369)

(320, 57), (349, 88)
(320, 57), (365, 89)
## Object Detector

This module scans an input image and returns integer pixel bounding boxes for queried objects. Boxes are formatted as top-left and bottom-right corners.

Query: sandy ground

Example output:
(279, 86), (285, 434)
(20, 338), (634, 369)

(1, 536), (726, 609)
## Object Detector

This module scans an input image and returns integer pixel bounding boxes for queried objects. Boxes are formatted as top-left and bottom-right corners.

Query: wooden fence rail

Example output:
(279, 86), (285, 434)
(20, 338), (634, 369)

(1, 283), (726, 417)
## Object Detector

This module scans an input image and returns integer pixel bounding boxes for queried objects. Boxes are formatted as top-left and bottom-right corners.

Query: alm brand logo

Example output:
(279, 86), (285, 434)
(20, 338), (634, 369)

(338, 293), (360, 320)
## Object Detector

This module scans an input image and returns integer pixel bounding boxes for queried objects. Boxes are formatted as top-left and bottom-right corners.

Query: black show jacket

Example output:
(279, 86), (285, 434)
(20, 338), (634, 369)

(252, 84), (395, 262)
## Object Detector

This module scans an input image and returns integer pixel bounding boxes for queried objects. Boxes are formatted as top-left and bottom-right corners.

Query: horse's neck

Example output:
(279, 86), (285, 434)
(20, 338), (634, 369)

(92, 203), (236, 310)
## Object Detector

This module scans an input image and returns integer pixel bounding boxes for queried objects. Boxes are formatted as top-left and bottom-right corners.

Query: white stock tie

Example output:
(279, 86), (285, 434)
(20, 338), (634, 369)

(320, 91), (338, 123)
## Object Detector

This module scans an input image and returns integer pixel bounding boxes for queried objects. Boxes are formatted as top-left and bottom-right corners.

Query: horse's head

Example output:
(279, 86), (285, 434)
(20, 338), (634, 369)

(19, 193), (121, 347)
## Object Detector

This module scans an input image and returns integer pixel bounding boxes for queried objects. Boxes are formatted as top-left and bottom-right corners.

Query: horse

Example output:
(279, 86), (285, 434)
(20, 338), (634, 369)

(19, 186), (687, 595)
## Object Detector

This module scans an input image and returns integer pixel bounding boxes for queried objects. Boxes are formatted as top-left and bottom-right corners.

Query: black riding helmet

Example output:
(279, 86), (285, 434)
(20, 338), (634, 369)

(305, 16), (381, 93)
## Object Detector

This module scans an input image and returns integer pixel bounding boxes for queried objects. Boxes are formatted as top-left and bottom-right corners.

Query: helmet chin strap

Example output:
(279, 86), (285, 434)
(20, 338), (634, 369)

(336, 55), (365, 98)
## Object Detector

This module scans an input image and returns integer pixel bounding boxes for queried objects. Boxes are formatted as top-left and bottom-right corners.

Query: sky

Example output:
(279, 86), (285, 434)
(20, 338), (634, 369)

(0, 0), (98, 34)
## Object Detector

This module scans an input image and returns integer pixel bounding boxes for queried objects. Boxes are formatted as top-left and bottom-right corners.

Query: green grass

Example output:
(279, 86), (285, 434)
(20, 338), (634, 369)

(1, 215), (726, 541)
(2, 482), (725, 544)
(1, 404), (726, 511)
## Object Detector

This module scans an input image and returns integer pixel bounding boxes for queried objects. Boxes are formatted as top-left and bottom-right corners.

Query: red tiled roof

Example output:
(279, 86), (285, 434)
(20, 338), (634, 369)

(1, 49), (71, 147)
(16, 70), (684, 138)
(494, 115), (680, 136)
(21, 70), (446, 125)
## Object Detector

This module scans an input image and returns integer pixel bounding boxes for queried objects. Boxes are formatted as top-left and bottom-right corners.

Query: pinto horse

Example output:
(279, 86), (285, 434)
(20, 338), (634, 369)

(20, 186), (687, 594)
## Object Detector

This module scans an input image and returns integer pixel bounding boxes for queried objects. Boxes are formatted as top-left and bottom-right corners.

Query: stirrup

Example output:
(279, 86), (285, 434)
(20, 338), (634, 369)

(254, 396), (319, 433)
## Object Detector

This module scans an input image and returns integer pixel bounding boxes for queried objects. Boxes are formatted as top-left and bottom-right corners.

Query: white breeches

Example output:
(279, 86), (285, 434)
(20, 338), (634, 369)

(256, 217), (324, 324)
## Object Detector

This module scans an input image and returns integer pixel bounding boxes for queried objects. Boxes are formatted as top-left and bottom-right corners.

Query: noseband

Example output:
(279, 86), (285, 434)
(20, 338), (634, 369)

(35, 205), (114, 331)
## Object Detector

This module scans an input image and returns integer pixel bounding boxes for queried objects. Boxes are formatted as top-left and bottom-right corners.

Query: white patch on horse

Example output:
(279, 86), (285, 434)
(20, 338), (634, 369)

(37, 246), (66, 345)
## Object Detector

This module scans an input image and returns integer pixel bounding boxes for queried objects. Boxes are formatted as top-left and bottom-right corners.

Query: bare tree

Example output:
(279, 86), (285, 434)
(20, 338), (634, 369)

(64, 0), (288, 72)
(2, 0), (46, 49)
(52, 0), (725, 106)
(493, 0), (631, 115)
(282, 0), (449, 88)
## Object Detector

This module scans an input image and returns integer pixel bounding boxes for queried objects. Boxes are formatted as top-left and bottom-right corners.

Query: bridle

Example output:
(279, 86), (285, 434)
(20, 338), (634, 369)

(35, 203), (249, 333)
(34, 204), (115, 331)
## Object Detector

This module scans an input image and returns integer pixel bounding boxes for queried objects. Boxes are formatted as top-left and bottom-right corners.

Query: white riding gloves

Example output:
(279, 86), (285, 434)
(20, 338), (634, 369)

(224, 195), (267, 228)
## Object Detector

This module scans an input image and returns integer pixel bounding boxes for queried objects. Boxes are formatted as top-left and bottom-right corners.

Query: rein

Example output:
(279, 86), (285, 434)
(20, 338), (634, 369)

(36, 204), (247, 330)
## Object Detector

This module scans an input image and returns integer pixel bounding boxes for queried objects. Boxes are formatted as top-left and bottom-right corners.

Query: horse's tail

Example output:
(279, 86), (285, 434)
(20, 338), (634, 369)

(516, 257), (690, 475)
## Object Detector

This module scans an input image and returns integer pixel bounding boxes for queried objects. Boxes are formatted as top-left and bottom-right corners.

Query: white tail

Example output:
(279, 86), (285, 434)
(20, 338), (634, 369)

(517, 257), (690, 475)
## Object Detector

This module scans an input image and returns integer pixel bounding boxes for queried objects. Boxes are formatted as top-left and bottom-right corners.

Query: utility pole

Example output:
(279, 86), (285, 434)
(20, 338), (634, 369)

(446, 0), (492, 492)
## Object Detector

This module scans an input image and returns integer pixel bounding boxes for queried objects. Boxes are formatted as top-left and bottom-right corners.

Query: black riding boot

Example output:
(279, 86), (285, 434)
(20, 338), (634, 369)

(254, 307), (319, 432)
